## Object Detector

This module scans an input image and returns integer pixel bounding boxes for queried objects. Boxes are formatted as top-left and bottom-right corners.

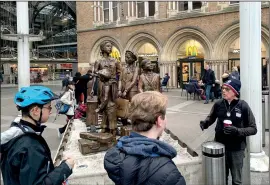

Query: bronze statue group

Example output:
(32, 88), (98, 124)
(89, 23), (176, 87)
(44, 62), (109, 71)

(78, 40), (162, 154)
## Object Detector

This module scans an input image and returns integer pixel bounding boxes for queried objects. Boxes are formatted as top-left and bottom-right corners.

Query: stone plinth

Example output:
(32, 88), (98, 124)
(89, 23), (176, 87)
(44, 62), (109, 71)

(54, 119), (203, 185)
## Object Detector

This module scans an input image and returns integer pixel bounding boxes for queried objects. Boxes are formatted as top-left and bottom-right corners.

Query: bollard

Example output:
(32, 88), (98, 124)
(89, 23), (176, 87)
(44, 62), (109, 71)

(262, 97), (266, 147)
(202, 141), (226, 185)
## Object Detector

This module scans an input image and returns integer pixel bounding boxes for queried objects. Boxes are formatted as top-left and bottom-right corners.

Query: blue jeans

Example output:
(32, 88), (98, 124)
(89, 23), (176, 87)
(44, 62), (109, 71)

(205, 85), (213, 102)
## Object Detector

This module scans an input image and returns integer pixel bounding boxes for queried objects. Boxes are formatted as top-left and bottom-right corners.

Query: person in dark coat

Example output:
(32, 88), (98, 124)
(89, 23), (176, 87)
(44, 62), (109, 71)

(162, 73), (170, 86)
(1, 86), (74, 185)
(73, 71), (93, 104)
(222, 71), (232, 84)
(231, 67), (240, 80)
(81, 70), (93, 102)
(200, 79), (257, 185)
(73, 72), (82, 104)
(189, 76), (203, 95)
(62, 74), (70, 91)
(0, 71), (3, 84)
(213, 80), (222, 99)
(202, 64), (216, 104)
(104, 91), (186, 185)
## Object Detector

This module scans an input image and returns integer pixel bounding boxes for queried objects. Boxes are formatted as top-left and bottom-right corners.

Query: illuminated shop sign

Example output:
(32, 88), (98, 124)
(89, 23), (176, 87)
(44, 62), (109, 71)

(232, 49), (240, 54)
(186, 46), (198, 57)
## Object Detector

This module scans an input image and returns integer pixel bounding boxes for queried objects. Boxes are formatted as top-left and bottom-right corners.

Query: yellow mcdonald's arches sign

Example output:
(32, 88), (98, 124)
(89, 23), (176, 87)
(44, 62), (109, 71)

(110, 47), (121, 62)
(186, 46), (198, 57)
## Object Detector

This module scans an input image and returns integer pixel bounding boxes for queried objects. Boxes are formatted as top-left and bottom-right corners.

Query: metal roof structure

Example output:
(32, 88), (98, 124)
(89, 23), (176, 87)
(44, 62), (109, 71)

(1, 1), (76, 47)
(1, 1), (77, 61)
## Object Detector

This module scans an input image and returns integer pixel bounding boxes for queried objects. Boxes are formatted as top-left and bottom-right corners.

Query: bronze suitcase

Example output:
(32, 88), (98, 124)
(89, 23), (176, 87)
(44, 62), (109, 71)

(78, 139), (113, 155)
(86, 96), (98, 126)
(115, 98), (130, 118)
(121, 125), (133, 136)
(80, 132), (113, 144)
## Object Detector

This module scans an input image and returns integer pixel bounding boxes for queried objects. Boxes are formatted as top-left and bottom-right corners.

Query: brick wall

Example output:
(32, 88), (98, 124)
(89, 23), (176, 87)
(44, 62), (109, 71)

(77, 1), (94, 30)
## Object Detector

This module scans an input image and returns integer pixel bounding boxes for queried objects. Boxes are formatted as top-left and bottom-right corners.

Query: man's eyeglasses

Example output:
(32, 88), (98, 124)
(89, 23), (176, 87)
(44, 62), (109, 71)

(222, 87), (231, 92)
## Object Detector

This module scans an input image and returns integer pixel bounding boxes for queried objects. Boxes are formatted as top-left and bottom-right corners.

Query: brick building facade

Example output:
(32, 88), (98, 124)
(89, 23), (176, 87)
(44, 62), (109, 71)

(77, 2), (270, 88)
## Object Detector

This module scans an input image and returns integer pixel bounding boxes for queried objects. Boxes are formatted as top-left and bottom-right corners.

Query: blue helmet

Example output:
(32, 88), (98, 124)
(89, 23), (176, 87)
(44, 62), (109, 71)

(14, 86), (59, 108)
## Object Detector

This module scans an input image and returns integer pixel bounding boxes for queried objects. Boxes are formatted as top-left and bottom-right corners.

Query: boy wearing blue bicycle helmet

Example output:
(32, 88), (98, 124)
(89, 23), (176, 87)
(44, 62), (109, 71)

(0, 86), (74, 185)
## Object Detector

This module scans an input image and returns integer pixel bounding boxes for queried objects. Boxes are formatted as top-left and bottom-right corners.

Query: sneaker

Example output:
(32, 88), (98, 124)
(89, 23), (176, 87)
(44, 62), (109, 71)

(204, 101), (209, 104)
(57, 128), (62, 139)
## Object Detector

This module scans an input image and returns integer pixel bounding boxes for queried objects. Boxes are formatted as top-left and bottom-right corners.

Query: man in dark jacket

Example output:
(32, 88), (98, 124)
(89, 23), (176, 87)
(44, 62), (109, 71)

(104, 91), (186, 185)
(202, 64), (215, 104)
(73, 71), (93, 103)
(162, 73), (170, 86)
(200, 79), (257, 185)
(1, 86), (74, 185)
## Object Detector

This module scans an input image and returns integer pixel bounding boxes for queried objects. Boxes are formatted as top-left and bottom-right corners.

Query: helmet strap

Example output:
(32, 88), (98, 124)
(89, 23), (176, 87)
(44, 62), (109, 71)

(38, 108), (43, 126)
(27, 105), (43, 126)
(27, 113), (40, 126)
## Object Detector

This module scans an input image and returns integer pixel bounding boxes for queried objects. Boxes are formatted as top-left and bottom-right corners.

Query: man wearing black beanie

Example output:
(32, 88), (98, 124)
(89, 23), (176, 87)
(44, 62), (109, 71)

(200, 79), (257, 185)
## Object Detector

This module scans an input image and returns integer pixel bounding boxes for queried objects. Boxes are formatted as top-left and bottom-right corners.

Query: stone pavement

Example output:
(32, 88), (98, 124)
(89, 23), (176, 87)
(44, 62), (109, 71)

(1, 80), (62, 88)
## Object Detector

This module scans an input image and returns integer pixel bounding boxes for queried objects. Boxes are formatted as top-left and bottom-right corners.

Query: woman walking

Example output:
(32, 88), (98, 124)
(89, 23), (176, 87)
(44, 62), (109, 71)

(57, 81), (76, 138)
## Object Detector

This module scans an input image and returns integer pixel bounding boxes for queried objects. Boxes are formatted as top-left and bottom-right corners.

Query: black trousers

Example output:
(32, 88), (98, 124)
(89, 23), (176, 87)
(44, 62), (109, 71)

(225, 150), (245, 185)
(59, 115), (73, 134)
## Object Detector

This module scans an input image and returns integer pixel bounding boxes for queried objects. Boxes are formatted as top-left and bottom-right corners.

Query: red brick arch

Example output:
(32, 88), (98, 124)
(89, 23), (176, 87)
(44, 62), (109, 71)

(90, 36), (123, 64)
(162, 28), (213, 63)
(124, 32), (162, 62)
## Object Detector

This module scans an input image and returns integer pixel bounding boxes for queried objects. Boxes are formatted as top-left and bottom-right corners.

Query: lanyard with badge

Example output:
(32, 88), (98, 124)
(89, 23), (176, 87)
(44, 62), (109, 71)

(223, 100), (240, 117)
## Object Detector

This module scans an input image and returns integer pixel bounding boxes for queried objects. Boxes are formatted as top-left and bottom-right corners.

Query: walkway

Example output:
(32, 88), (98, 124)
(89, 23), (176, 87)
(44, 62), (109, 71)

(1, 80), (62, 88)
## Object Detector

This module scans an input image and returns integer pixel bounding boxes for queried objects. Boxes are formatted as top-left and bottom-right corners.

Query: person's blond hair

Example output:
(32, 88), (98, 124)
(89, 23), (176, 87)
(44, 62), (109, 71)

(129, 91), (168, 132)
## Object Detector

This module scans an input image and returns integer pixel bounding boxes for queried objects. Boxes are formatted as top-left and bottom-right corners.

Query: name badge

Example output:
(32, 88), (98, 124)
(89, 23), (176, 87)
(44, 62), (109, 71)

(236, 113), (241, 118)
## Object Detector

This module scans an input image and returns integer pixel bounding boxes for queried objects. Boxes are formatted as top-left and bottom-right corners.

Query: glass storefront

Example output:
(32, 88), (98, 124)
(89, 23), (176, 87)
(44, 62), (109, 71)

(177, 40), (204, 88)
(177, 59), (204, 88)
(1, 62), (74, 84)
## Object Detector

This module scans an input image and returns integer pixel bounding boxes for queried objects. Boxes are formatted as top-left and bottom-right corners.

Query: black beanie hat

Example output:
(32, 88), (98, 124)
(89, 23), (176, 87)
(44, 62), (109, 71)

(223, 79), (241, 95)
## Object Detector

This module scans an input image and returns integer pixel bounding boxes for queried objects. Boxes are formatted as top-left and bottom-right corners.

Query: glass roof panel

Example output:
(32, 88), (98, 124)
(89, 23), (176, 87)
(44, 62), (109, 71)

(39, 5), (55, 15)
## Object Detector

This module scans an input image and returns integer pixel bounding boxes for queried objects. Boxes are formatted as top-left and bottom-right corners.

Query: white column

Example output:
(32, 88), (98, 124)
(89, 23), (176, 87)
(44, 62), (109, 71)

(109, 2), (113, 22)
(17, 2), (30, 90)
(172, 1), (176, 10)
(188, 1), (193, 12)
(155, 1), (158, 18)
(168, 2), (171, 10)
(172, 65), (176, 88)
(94, 1), (97, 22)
(161, 64), (165, 80)
(97, 1), (100, 22)
(132, 1), (134, 17)
(117, 2), (120, 21)
(240, 2), (268, 172)
(98, 2), (101, 22)
(128, 1), (130, 17)
(145, 1), (149, 17)
(3, 63), (11, 75)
